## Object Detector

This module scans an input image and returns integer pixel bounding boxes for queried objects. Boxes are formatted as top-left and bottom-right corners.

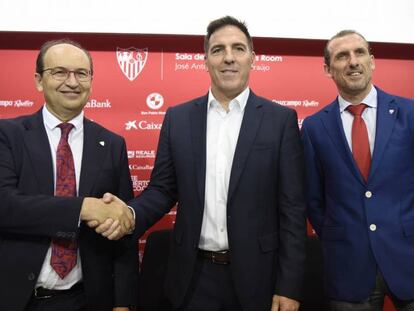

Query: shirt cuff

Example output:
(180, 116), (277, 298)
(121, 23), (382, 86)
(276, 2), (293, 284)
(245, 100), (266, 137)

(127, 206), (135, 235)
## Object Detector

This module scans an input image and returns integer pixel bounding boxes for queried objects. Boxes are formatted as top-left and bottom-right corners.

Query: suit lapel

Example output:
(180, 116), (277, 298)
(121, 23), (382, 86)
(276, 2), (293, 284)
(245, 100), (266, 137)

(78, 119), (106, 196)
(190, 96), (208, 207)
(369, 89), (398, 180)
(228, 92), (264, 202)
(22, 110), (54, 195)
(321, 100), (365, 185)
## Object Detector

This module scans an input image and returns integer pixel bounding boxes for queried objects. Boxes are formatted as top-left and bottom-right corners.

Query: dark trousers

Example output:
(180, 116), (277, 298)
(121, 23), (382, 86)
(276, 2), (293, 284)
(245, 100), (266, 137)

(177, 256), (243, 311)
(329, 272), (414, 311)
(25, 285), (87, 311)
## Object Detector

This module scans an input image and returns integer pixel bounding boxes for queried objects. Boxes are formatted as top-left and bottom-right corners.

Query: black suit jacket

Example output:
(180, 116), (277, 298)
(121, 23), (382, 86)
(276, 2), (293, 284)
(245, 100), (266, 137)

(0, 109), (138, 311)
(132, 91), (307, 310)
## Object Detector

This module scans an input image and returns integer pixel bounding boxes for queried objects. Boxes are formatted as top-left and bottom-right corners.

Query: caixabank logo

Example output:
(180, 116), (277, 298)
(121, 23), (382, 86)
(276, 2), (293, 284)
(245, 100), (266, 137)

(116, 47), (148, 81)
(125, 120), (162, 131)
(84, 99), (112, 109)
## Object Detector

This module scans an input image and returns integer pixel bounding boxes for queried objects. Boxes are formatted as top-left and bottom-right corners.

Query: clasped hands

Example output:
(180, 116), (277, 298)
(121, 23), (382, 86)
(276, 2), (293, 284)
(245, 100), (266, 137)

(80, 193), (134, 240)
(271, 295), (300, 311)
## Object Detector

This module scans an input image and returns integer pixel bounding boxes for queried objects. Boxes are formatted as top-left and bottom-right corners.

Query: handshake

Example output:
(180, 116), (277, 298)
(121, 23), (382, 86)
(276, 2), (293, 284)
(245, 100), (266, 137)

(80, 193), (134, 240)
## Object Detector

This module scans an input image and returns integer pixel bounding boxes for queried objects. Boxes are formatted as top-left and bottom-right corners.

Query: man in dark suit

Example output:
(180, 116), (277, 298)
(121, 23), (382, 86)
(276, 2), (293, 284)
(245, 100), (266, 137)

(105, 16), (306, 311)
(302, 30), (414, 310)
(0, 39), (137, 311)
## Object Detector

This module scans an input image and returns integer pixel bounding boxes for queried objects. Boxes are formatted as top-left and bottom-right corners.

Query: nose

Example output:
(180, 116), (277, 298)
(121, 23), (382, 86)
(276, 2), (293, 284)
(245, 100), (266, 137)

(349, 52), (359, 67)
(65, 72), (79, 86)
(223, 48), (235, 64)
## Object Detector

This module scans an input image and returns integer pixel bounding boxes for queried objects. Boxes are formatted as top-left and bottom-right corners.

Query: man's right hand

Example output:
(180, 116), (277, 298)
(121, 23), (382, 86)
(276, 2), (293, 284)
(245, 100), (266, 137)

(80, 193), (134, 240)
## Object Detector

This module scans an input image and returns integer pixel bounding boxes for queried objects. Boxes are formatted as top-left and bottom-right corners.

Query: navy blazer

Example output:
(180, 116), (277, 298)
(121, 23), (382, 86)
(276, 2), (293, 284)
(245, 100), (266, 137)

(302, 87), (414, 301)
(131, 91), (307, 311)
(0, 110), (138, 311)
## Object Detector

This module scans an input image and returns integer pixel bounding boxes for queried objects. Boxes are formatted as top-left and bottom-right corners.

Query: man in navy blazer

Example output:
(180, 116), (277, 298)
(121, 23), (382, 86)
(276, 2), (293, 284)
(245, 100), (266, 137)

(0, 39), (137, 311)
(103, 16), (306, 311)
(302, 30), (414, 310)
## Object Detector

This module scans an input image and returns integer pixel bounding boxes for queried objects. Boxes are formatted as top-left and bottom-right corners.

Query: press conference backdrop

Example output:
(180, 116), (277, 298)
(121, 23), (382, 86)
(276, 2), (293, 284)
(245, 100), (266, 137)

(1, 32), (413, 311)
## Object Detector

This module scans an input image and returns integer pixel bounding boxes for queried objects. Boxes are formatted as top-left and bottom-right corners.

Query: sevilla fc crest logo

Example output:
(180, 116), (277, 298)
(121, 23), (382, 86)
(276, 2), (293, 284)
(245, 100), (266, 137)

(116, 47), (148, 81)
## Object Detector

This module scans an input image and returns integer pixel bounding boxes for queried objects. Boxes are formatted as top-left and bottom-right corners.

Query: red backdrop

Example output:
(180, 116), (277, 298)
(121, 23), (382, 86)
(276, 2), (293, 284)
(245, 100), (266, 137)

(1, 32), (414, 310)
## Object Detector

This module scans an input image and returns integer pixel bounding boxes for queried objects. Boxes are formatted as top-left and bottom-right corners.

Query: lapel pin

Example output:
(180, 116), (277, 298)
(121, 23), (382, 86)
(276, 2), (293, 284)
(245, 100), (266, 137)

(389, 109), (395, 115)
(99, 141), (105, 146)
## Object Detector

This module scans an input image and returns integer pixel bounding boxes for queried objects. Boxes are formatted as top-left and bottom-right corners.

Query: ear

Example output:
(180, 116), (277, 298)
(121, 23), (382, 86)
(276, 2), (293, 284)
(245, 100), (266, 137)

(324, 63), (333, 79)
(204, 53), (209, 72)
(370, 54), (375, 71)
(34, 73), (43, 92)
(250, 51), (256, 67)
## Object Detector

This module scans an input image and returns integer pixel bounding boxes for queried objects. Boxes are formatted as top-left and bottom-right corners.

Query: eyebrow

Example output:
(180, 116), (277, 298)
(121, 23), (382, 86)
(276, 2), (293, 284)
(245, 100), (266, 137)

(210, 42), (248, 50)
(48, 66), (91, 71)
(335, 47), (368, 56)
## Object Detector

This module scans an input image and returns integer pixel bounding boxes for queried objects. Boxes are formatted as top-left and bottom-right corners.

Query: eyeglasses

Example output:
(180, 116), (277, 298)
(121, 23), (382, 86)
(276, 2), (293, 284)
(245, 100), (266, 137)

(41, 67), (92, 82)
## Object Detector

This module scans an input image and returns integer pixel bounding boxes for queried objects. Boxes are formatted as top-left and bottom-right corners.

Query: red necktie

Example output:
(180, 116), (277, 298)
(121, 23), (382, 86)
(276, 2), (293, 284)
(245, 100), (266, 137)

(50, 123), (78, 279)
(347, 104), (371, 181)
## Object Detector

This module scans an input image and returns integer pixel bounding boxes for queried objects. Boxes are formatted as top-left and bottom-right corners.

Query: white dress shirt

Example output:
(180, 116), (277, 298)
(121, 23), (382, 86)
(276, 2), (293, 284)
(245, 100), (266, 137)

(339, 86), (377, 154)
(36, 105), (84, 289)
(198, 87), (250, 251)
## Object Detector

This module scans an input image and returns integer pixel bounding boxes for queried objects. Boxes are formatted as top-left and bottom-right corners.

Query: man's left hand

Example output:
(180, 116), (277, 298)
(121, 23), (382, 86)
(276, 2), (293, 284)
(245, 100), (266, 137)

(271, 295), (300, 311)
(113, 307), (130, 311)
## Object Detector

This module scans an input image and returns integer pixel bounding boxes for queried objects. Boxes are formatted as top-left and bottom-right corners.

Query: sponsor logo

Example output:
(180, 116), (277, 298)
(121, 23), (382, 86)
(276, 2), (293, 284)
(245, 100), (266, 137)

(131, 176), (150, 192)
(302, 100), (320, 107)
(138, 121), (162, 130)
(116, 47), (148, 81)
(125, 120), (138, 130)
(0, 100), (34, 108)
(129, 164), (154, 170)
(273, 100), (319, 108)
(0, 100), (13, 107)
(128, 150), (156, 159)
(146, 93), (164, 110)
(85, 99), (112, 108)
(125, 120), (162, 130)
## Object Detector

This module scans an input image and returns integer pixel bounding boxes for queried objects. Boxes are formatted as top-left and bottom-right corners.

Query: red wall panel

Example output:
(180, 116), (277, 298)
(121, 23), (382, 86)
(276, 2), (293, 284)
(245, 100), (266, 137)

(1, 32), (413, 310)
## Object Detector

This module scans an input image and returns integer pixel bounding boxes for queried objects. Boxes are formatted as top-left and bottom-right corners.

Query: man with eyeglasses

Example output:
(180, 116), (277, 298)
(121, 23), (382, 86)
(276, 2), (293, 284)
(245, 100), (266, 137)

(0, 39), (137, 311)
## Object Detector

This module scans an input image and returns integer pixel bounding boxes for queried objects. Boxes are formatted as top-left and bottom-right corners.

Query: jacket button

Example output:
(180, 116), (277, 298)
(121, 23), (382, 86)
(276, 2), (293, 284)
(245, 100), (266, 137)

(365, 191), (372, 198)
(369, 224), (377, 231)
(28, 273), (36, 281)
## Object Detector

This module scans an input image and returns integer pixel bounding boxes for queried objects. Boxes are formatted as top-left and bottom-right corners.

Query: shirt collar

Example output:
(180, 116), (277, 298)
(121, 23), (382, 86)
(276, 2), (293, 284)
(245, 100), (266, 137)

(42, 105), (84, 131)
(338, 86), (378, 113)
(207, 87), (250, 112)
